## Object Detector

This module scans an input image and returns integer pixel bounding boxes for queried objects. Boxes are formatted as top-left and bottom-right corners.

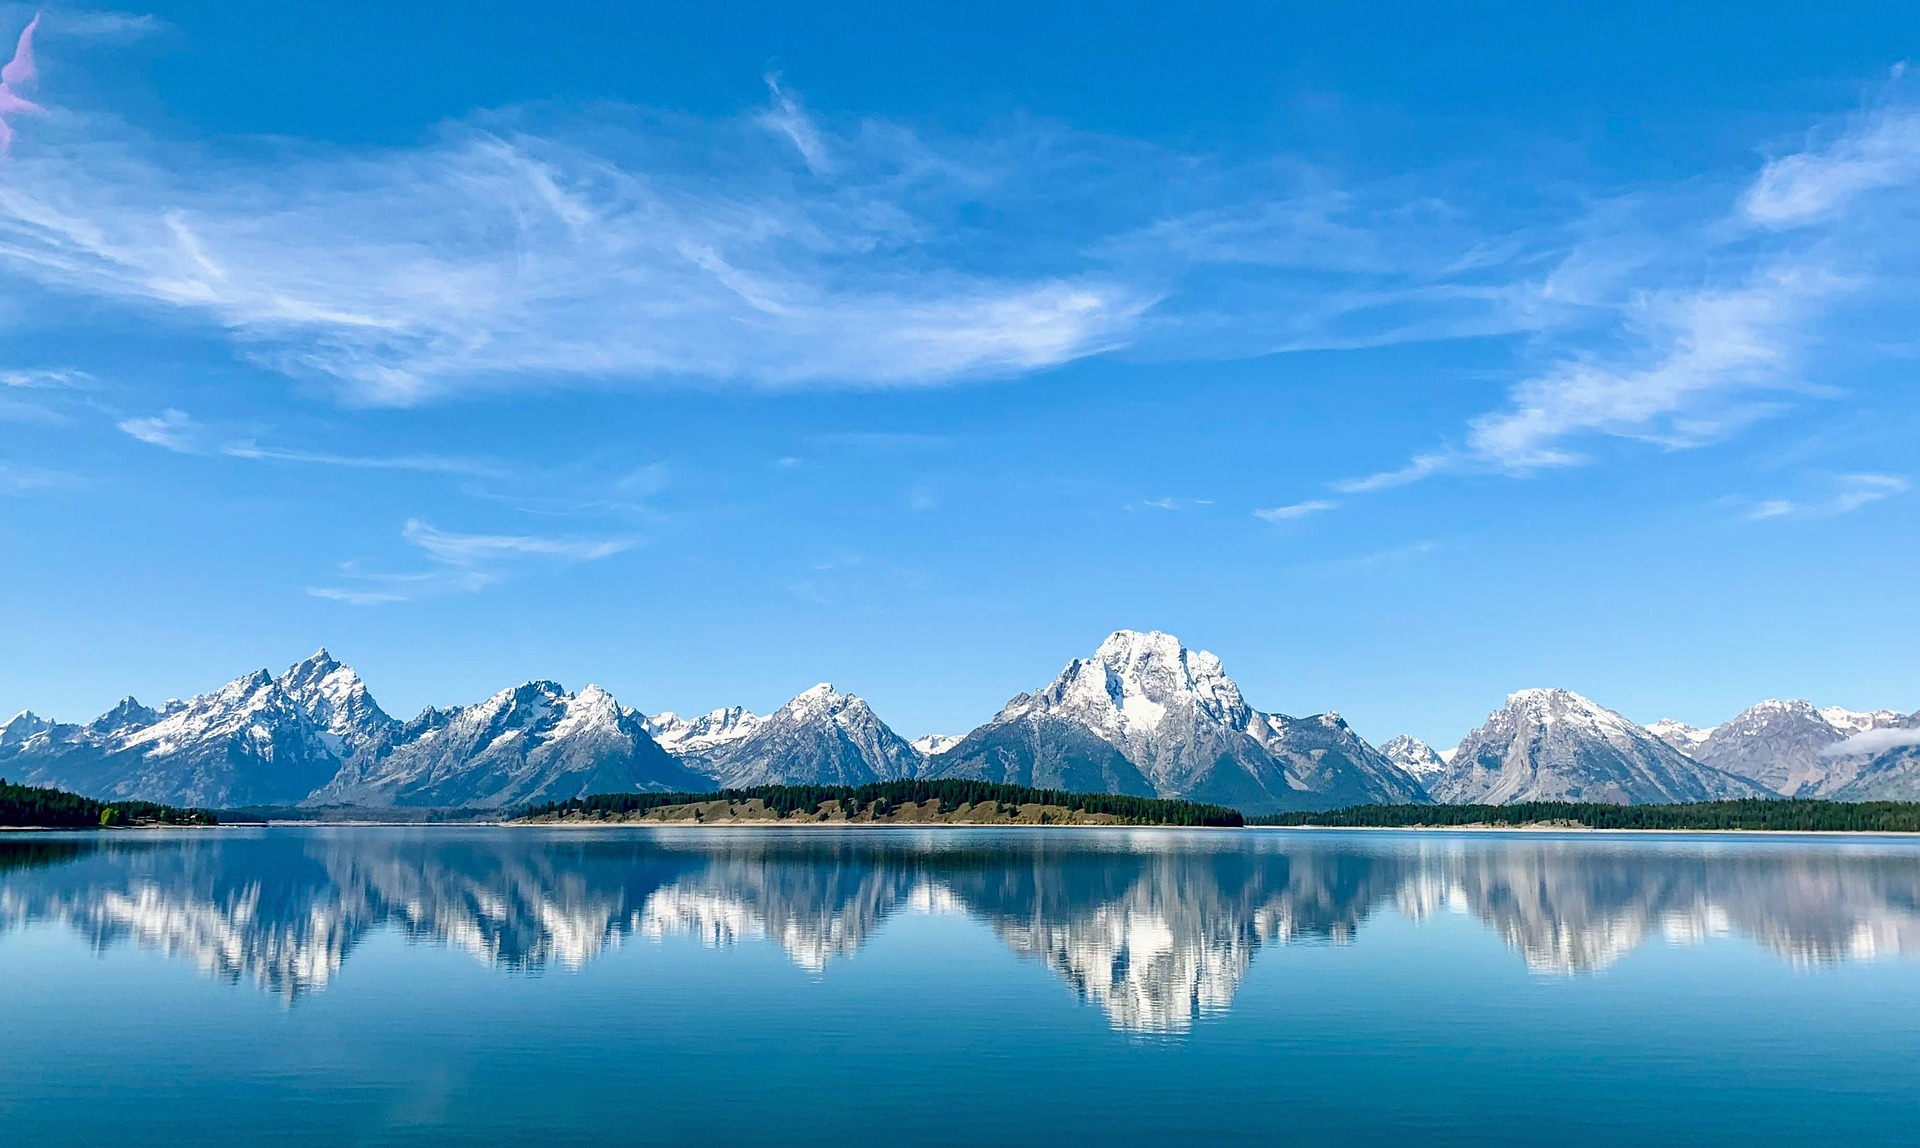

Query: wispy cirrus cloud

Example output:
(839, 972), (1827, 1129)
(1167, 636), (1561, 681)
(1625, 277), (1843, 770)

(115, 405), (503, 476)
(308, 518), (633, 604)
(1128, 496), (1213, 511)
(1742, 472), (1909, 520)
(115, 406), (195, 450)
(0, 75), (1149, 404)
(1330, 77), (1920, 501)
(1253, 498), (1337, 523)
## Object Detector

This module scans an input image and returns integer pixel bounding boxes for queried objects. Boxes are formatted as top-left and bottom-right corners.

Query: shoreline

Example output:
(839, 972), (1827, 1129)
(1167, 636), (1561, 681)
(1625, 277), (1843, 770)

(10, 819), (1920, 838)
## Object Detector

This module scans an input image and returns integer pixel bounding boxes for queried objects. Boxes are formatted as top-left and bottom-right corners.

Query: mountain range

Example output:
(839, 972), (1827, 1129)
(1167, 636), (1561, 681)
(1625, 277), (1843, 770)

(3, 632), (1917, 811)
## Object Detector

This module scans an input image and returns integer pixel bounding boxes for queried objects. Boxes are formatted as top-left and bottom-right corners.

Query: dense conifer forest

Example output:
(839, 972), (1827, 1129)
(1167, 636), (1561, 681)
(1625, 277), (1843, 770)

(1250, 799), (1920, 832)
(0, 779), (218, 828)
(521, 780), (1245, 827)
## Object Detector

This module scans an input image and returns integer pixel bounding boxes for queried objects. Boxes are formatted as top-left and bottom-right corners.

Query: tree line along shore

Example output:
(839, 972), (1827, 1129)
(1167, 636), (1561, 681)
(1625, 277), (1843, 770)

(518, 781), (1246, 827)
(1250, 799), (1920, 833)
(1, 779), (218, 828)
(10, 778), (1920, 833)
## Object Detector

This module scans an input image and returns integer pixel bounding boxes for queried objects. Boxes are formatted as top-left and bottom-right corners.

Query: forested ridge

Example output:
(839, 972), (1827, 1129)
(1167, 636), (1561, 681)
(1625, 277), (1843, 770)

(1250, 799), (1920, 832)
(521, 780), (1244, 827)
(0, 779), (218, 828)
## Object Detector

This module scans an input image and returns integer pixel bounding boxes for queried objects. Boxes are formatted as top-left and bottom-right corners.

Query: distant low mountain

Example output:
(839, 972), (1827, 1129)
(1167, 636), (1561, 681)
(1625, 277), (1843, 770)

(1646, 700), (1918, 797)
(645, 685), (922, 787)
(924, 630), (1426, 813)
(1430, 688), (1767, 805)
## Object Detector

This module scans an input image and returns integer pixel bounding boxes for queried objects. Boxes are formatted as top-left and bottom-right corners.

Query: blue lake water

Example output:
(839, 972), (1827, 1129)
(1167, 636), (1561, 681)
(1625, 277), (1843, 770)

(3, 826), (1919, 1146)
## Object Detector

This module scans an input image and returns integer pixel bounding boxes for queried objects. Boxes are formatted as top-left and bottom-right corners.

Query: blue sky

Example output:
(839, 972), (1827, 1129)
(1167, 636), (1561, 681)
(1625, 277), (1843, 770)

(2, 0), (1917, 747)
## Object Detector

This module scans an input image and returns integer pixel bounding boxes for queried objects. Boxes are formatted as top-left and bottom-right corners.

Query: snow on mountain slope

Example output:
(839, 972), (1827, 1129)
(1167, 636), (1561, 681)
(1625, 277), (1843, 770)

(1381, 735), (1449, 782)
(927, 630), (1424, 813)
(311, 681), (707, 808)
(1645, 719), (1711, 754)
(6, 651), (392, 807)
(658, 685), (922, 787)
(911, 733), (964, 757)
(1430, 688), (1767, 805)
(642, 707), (765, 754)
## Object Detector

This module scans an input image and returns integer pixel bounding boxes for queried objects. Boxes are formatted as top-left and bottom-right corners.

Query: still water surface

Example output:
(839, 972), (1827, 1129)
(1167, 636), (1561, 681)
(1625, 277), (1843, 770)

(2, 826), (1918, 1145)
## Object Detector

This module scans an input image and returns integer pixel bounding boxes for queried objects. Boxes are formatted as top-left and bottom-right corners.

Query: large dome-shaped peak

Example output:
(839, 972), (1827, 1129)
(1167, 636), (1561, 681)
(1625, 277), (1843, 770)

(1094, 630), (1224, 678)
(1079, 630), (1243, 714)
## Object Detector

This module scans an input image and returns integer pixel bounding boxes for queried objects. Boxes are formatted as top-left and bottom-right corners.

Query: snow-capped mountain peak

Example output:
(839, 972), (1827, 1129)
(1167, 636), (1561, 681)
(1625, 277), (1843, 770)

(934, 629), (1423, 812)
(644, 706), (766, 752)
(1381, 734), (1448, 780)
(1011, 629), (1253, 745)
(276, 649), (391, 740)
(1432, 687), (1764, 805)
(911, 733), (963, 757)
(1646, 718), (1710, 752)
(1819, 705), (1910, 736)
(650, 684), (919, 788)
(1, 710), (51, 748)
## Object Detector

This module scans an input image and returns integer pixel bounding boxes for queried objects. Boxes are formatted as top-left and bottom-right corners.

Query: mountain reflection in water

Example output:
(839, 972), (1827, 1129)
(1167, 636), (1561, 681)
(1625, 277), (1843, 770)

(2, 827), (1917, 1033)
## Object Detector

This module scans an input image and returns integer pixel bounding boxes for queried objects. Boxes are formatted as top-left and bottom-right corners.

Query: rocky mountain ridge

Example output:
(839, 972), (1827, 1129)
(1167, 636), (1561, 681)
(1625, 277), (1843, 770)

(6, 637), (1917, 809)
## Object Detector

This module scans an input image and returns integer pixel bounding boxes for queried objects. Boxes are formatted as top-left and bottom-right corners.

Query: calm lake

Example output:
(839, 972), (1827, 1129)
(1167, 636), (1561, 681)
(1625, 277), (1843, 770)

(3, 826), (1918, 1145)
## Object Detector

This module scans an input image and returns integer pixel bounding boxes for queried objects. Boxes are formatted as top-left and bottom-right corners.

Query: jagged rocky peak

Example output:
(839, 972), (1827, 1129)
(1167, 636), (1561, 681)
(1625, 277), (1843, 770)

(275, 648), (392, 736)
(1021, 629), (1252, 732)
(1819, 704), (1913, 736)
(656, 683), (921, 788)
(932, 628), (1423, 812)
(1, 709), (53, 748)
(1381, 734), (1448, 780)
(644, 705), (765, 752)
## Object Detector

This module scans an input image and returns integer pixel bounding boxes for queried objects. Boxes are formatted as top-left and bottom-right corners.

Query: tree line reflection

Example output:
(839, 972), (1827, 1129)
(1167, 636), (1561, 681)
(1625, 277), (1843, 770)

(3, 829), (1918, 1032)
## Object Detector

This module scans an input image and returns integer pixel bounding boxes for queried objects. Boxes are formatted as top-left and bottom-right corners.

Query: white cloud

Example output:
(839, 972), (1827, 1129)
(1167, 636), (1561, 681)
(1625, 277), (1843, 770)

(0, 102), (1148, 404)
(757, 75), (831, 175)
(1821, 726), (1920, 757)
(308, 518), (632, 605)
(400, 519), (631, 564)
(1461, 268), (1823, 471)
(221, 440), (503, 477)
(1328, 86), (1920, 500)
(1743, 103), (1920, 227)
(1334, 452), (1451, 494)
(0, 368), (89, 388)
(1745, 473), (1908, 520)
(1253, 499), (1337, 522)
(0, 460), (72, 492)
(116, 407), (199, 451)
(1128, 496), (1213, 511)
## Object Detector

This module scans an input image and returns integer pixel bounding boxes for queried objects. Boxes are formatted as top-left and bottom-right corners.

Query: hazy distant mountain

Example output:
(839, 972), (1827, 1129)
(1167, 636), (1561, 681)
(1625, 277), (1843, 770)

(648, 685), (922, 787)
(1431, 688), (1767, 805)
(926, 630), (1425, 813)
(312, 681), (705, 808)
(1645, 700), (1917, 796)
